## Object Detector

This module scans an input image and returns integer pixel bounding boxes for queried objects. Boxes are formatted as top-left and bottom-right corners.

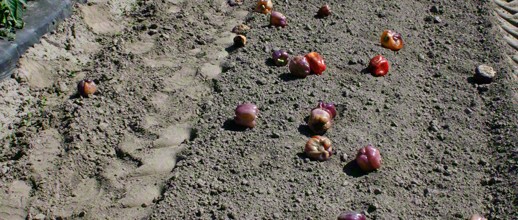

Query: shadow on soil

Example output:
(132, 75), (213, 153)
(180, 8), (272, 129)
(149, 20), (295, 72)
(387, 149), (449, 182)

(343, 160), (368, 178)
(467, 76), (490, 94)
(295, 152), (324, 162)
(297, 124), (313, 137)
(69, 93), (81, 99)
(467, 76), (477, 85)
(279, 72), (301, 81)
(264, 58), (276, 67)
(296, 152), (307, 160)
(223, 119), (248, 132)
(225, 45), (240, 54)
(360, 67), (370, 75)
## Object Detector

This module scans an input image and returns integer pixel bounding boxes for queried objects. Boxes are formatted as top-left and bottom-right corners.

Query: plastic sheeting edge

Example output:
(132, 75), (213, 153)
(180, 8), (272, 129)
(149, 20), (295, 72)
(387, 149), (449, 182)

(0, 0), (75, 81)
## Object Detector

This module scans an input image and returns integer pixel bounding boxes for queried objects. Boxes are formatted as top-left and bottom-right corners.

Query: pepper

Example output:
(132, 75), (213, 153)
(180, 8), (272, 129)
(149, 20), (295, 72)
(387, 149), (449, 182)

(255, 0), (273, 14)
(368, 55), (390, 77)
(305, 52), (326, 75)
(380, 30), (404, 51)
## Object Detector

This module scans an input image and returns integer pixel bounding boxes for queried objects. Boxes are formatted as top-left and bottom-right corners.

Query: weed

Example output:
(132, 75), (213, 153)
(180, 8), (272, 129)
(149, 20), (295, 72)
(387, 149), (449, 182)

(67, 71), (77, 78)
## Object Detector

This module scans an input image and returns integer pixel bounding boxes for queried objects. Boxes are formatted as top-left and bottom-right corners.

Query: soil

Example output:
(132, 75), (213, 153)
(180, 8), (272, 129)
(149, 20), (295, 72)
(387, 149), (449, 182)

(0, 0), (516, 219)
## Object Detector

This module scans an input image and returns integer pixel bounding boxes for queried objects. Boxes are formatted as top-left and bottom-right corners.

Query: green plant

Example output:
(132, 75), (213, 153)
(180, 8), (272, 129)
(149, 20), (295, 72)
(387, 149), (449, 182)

(0, 0), (27, 40)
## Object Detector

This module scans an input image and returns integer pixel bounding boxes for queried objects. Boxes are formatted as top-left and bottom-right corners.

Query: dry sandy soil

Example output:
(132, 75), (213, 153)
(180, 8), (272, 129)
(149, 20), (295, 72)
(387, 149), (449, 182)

(0, 0), (516, 219)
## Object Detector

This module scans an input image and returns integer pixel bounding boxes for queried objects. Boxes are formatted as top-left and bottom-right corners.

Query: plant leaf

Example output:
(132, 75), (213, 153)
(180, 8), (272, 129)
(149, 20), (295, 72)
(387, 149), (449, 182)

(5, 0), (17, 18)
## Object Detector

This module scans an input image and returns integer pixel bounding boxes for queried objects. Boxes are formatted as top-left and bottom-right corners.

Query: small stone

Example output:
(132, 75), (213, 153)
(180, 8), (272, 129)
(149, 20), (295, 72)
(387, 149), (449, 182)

(98, 122), (109, 130)
(34, 214), (46, 220)
(418, 54), (426, 62)
(474, 64), (496, 84)
(489, 177), (502, 184)
(256, 79), (266, 85)
(428, 120), (440, 132)
(221, 61), (236, 73)
(1, 166), (8, 174)
(340, 153), (348, 162)
(433, 16), (442, 23)
(263, 45), (271, 53)
(374, 188), (382, 195)
(231, 24), (250, 35)
(423, 188), (430, 197)
(58, 81), (68, 93)
(228, 0), (244, 6)
(148, 29), (158, 35)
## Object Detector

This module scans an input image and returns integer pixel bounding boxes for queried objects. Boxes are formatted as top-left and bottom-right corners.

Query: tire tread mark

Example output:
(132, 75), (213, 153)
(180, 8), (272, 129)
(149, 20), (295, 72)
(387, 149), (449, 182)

(494, 0), (518, 65)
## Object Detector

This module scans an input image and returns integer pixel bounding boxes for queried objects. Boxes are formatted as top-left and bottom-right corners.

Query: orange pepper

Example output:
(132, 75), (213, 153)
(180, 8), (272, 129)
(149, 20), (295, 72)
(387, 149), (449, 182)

(255, 0), (273, 14)
(380, 30), (404, 51)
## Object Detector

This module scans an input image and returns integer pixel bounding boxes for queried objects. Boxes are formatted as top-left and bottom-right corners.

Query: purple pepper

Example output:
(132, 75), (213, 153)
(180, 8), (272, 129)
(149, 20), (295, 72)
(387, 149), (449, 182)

(272, 50), (289, 66)
(270, 11), (287, 27)
(319, 101), (337, 119)
(337, 212), (367, 220)
(235, 103), (259, 128)
(289, 55), (311, 78)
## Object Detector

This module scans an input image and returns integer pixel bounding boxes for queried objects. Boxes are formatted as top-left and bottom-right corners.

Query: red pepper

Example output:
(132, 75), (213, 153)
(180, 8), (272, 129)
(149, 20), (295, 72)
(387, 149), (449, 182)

(305, 52), (326, 75)
(368, 55), (390, 77)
